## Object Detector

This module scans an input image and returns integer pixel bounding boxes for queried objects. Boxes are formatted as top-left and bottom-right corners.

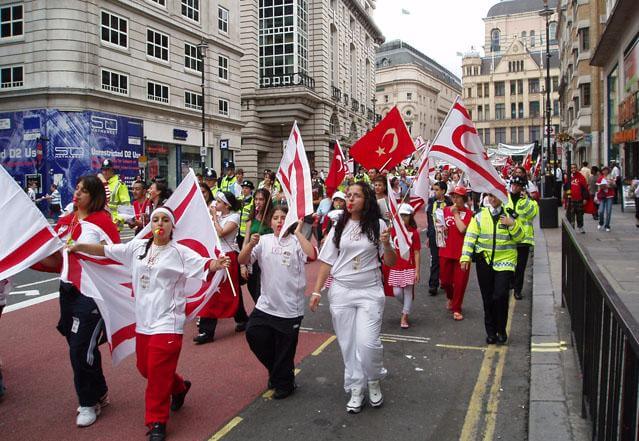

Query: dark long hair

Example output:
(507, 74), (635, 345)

(152, 180), (173, 206)
(77, 175), (107, 213)
(199, 182), (213, 204)
(250, 188), (274, 224)
(219, 191), (240, 212)
(333, 182), (382, 249)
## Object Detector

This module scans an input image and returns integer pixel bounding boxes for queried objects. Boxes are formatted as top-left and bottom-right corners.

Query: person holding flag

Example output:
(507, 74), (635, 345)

(309, 182), (397, 414)
(425, 181), (452, 295)
(69, 207), (231, 441)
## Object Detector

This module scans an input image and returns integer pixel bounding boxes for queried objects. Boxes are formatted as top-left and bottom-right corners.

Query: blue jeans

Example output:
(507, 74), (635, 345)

(598, 198), (613, 228)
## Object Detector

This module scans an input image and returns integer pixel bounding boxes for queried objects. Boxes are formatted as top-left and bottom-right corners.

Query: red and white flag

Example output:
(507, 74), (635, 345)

(0, 165), (63, 280)
(533, 154), (542, 178)
(413, 142), (435, 204)
(523, 153), (533, 172)
(386, 176), (413, 259)
(430, 97), (508, 203)
(325, 140), (348, 197)
(277, 121), (314, 234)
(68, 170), (225, 364)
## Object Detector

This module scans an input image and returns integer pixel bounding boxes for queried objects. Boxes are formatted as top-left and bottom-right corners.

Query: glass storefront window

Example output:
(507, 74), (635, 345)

(608, 65), (620, 162)
(179, 145), (204, 182)
(146, 144), (170, 182)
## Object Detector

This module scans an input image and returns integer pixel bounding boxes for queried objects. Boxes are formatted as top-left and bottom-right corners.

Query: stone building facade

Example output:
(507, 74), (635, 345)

(374, 40), (462, 142)
(237, 0), (384, 179)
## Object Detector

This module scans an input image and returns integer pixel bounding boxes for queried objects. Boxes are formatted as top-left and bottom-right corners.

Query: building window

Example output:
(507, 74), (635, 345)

(218, 6), (229, 33)
(483, 128), (491, 145)
(552, 76), (558, 91)
(184, 43), (203, 72)
(147, 29), (169, 62)
(485, 104), (490, 120)
(521, 31), (526, 39)
(467, 87), (472, 98)
(329, 113), (339, 135)
(510, 127), (517, 143)
(477, 105), (483, 121)
(490, 28), (500, 52)
(495, 127), (506, 144)
(384, 95), (388, 103)
(529, 78), (540, 94)
(101, 69), (128, 95)
(181, 0), (200, 22)
(484, 83), (490, 97)
(184, 91), (203, 110)
(581, 83), (591, 107)
(553, 99), (559, 116)
(407, 92), (412, 101)
(477, 85), (483, 98)
(218, 55), (229, 80)
(0, 65), (23, 89)
(530, 126), (540, 141)
(218, 99), (229, 116)
(1, 4), (23, 39)
(150, 0), (166, 6)
(549, 22), (558, 44)
(511, 103), (516, 119)
(518, 102), (524, 119)
(100, 11), (127, 48)
(529, 101), (540, 118)
(518, 126), (524, 144)
(510, 81), (516, 95)
(147, 81), (169, 103)
(579, 27), (590, 51)
(517, 79), (523, 94)
(530, 30), (535, 47)
(495, 103), (505, 120)
(494, 81), (505, 96)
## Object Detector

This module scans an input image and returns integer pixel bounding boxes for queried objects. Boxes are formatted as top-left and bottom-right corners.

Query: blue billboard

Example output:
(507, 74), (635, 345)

(0, 109), (143, 207)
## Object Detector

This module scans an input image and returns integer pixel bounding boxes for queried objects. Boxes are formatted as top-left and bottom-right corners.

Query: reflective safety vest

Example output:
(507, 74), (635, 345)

(460, 206), (525, 271)
(107, 174), (131, 225)
(220, 175), (237, 193)
(239, 195), (253, 237)
(505, 193), (538, 246)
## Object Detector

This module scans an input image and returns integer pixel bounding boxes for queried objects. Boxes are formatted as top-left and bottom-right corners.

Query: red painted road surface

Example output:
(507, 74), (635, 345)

(0, 280), (331, 441)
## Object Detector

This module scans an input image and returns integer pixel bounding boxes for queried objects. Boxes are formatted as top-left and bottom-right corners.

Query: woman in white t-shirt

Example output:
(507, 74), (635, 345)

(238, 205), (317, 399)
(194, 191), (242, 344)
(70, 207), (230, 441)
(310, 182), (397, 414)
(372, 176), (390, 221)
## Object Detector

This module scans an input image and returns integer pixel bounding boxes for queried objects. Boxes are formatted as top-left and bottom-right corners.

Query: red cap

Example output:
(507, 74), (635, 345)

(452, 186), (468, 196)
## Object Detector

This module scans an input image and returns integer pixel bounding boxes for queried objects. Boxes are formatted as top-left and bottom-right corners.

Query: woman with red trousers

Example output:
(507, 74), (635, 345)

(439, 186), (473, 321)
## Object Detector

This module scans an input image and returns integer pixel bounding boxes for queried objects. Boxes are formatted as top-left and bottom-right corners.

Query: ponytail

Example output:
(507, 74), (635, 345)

(137, 237), (154, 260)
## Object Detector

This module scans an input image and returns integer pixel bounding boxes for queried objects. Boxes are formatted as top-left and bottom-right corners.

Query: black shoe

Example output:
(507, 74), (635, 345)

(193, 332), (214, 345)
(235, 322), (247, 332)
(496, 334), (508, 345)
(267, 379), (274, 390)
(273, 383), (297, 400)
(147, 423), (166, 441)
(170, 380), (191, 411)
(486, 335), (497, 345)
(514, 291), (523, 300)
(429, 287), (438, 296)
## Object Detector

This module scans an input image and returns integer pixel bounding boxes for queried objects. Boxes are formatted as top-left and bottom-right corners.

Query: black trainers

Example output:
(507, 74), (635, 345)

(170, 380), (191, 411)
(273, 383), (297, 400)
(486, 335), (497, 345)
(235, 322), (247, 332)
(496, 334), (508, 345)
(428, 287), (438, 296)
(147, 423), (166, 441)
(193, 332), (214, 345)
(514, 291), (523, 300)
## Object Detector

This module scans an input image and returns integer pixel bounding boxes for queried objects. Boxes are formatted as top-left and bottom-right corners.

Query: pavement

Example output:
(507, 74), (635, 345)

(0, 213), (536, 441)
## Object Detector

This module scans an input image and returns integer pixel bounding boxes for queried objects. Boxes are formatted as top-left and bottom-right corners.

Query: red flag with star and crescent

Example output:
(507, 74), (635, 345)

(349, 107), (416, 172)
(429, 97), (508, 203)
(325, 140), (348, 197)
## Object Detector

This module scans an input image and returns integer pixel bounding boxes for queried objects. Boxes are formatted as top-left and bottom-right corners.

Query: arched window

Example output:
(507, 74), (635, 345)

(549, 22), (558, 44)
(530, 30), (536, 47)
(491, 28), (500, 52)
(521, 31), (527, 40)
(329, 113), (340, 135)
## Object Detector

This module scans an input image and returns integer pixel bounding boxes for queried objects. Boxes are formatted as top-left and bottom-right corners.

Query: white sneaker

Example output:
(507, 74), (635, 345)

(368, 380), (384, 407)
(578, 227), (585, 234)
(346, 387), (365, 413)
(76, 405), (100, 427)
(597, 225), (602, 231)
(605, 227), (611, 232)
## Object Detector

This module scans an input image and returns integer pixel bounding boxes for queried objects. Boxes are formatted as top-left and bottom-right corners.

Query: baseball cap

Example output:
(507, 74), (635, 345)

(332, 191), (346, 201)
(101, 159), (114, 169)
(241, 180), (254, 189)
(398, 203), (414, 215)
(510, 176), (527, 186)
(452, 186), (468, 197)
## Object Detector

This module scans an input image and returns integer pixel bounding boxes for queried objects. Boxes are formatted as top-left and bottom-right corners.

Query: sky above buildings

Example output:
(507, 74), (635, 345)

(375, 0), (498, 78)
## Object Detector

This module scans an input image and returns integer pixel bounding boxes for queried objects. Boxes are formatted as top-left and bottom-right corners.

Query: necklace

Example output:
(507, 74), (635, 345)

(146, 243), (165, 268)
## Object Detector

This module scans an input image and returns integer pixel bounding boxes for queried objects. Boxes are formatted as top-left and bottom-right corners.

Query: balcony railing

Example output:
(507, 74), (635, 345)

(259, 72), (315, 90)
(331, 86), (342, 101)
(367, 108), (374, 121)
(360, 104), (366, 114)
(351, 98), (359, 112)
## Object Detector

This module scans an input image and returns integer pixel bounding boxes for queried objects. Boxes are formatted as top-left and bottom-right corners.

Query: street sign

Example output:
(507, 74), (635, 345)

(200, 146), (207, 157)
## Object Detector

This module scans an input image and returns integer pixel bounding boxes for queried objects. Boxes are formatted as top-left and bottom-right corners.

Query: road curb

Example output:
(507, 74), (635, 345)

(528, 225), (573, 441)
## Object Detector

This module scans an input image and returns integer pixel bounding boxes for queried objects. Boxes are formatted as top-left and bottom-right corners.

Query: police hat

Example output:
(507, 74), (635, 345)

(101, 159), (114, 170)
(241, 180), (254, 190)
(205, 168), (217, 180)
(225, 162), (235, 170)
(510, 176), (527, 186)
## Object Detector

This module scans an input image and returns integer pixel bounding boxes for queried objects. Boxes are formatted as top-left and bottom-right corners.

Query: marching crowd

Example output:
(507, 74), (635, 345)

(2, 157), (541, 441)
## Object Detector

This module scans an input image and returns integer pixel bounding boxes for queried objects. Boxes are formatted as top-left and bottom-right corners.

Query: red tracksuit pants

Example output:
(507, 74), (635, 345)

(439, 256), (470, 314)
(135, 333), (187, 426)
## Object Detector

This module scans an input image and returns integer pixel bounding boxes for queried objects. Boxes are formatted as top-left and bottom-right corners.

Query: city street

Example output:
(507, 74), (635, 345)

(0, 225), (533, 441)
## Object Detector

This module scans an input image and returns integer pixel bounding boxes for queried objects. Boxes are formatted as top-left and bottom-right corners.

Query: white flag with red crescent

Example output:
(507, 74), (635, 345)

(387, 176), (413, 260)
(413, 141), (435, 204)
(277, 121), (314, 234)
(0, 165), (64, 281)
(430, 96), (508, 202)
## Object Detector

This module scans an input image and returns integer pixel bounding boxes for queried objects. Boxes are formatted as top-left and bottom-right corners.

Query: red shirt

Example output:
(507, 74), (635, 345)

(133, 199), (150, 221)
(596, 176), (615, 199)
(391, 226), (421, 270)
(439, 206), (473, 259)
(570, 172), (588, 201)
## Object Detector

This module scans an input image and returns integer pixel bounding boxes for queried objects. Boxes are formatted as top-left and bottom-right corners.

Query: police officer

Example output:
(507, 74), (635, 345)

(101, 159), (130, 227)
(237, 180), (254, 248)
(506, 175), (538, 300)
(220, 162), (237, 193)
(460, 193), (525, 345)
(204, 168), (219, 195)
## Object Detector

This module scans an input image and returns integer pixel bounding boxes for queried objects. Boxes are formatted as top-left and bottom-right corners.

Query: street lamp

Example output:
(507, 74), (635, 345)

(197, 38), (209, 174)
(538, 0), (558, 228)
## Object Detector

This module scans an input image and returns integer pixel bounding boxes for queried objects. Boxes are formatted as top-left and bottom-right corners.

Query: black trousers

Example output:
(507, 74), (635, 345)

(245, 309), (302, 392)
(247, 262), (262, 303)
(566, 200), (584, 228)
(513, 245), (531, 296)
(58, 282), (108, 407)
(198, 263), (248, 336)
(428, 232), (440, 288)
(475, 258), (513, 337)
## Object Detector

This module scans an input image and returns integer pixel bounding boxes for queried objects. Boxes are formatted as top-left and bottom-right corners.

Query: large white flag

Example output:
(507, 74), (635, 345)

(387, 176), (413, 260)
(413, 141), (434, 204)
(0, 165), (63, 280)
(430, 96), (508, 202)
(276, 121), (314, 234)
(72, 170), (225, 364)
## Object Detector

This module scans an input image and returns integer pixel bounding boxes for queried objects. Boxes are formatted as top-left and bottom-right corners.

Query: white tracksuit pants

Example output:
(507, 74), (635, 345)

(328, 281), (386, 392)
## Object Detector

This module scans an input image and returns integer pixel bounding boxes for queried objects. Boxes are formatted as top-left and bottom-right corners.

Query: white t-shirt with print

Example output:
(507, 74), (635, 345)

(251, 234), (310, 318)
(105, 239), (211, 335)
(319, 219), (385, 289)
(218, 212), (240, 253)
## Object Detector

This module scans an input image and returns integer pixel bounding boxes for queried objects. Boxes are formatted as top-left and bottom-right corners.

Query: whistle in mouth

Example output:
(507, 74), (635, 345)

(154, 228), (164, 235)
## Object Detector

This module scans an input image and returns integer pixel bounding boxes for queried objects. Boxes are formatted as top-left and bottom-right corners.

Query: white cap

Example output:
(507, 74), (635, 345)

(332, 191), (346, 201)
(398, 203), (414, 215)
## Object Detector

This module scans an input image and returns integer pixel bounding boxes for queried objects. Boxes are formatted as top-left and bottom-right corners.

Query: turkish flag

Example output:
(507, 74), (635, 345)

(325, 141), (348, 197)
(349, 107), (415, 171)
(523, 153), (533, 172)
